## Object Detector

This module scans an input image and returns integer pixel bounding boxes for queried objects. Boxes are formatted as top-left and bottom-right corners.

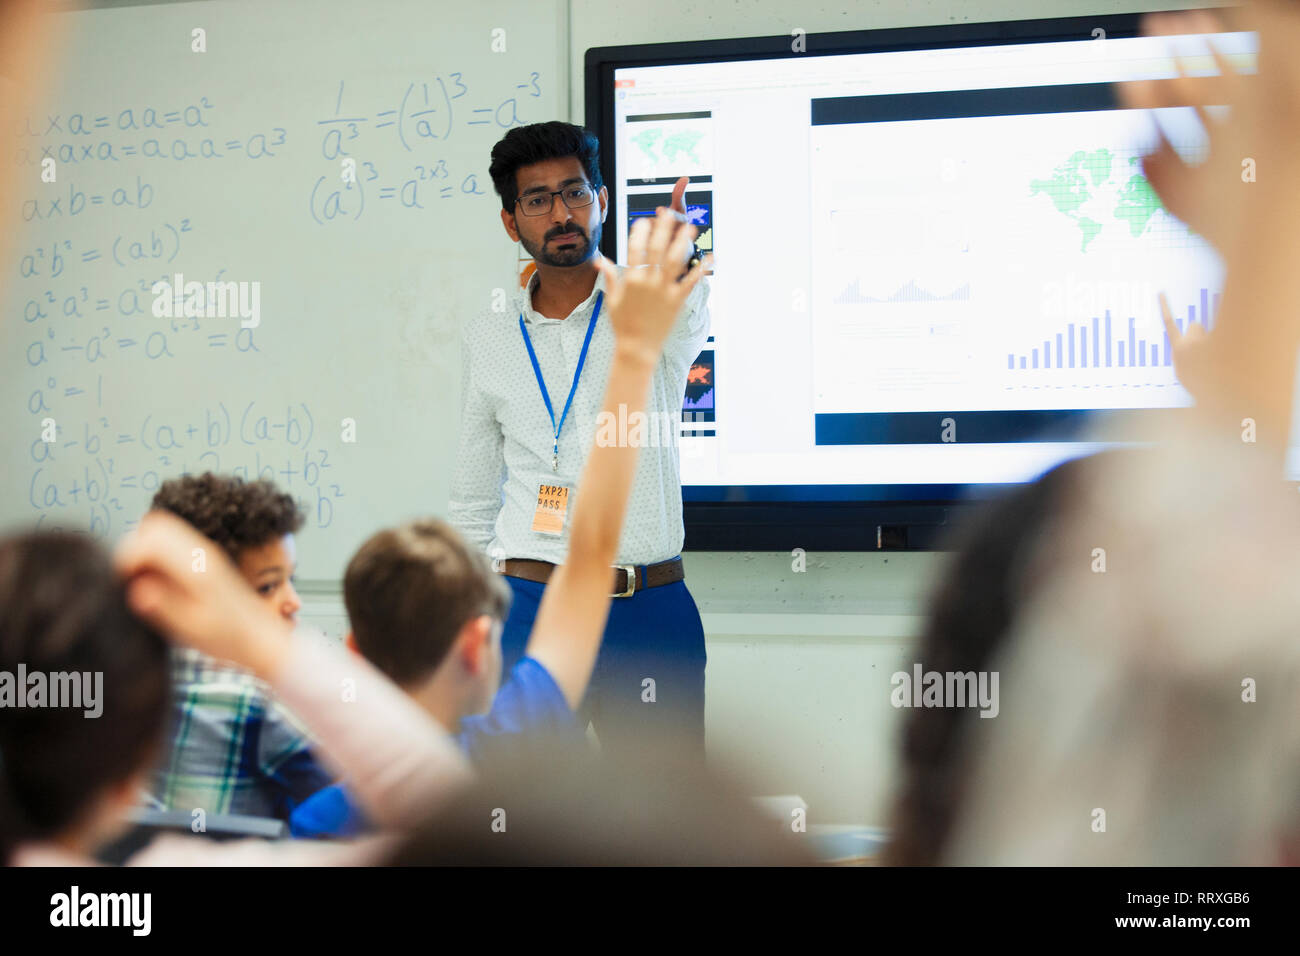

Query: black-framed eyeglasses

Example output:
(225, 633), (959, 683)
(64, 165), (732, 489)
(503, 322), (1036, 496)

(515, 182), (596, 217)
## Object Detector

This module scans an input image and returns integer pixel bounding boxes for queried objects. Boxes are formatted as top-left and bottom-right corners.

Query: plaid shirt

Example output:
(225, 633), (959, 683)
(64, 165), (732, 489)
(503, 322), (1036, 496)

(148, 647), (333, 822)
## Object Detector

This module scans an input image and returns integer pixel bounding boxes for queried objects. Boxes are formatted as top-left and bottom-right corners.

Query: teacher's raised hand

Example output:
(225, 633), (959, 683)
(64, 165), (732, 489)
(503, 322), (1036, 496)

(597, 208), (711, 366)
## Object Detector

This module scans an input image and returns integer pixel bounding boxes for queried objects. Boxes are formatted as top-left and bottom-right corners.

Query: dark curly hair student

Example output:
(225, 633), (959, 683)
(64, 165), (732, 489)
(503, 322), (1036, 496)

(151, 472), (303, 613)
(144, 472), (330, 824)
(151, 472), (302, 564)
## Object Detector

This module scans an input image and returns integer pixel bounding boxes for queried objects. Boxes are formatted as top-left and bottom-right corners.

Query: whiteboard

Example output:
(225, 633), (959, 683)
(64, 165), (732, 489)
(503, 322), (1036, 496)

(0, 0), (563, 581)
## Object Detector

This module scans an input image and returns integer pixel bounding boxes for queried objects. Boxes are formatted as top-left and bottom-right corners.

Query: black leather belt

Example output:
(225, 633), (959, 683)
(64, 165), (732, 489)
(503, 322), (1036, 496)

(496, 556), (684, 598)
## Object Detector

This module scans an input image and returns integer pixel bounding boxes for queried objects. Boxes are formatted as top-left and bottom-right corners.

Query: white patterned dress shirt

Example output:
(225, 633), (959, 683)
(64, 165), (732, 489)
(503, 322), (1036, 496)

(448, 259), (710, 565)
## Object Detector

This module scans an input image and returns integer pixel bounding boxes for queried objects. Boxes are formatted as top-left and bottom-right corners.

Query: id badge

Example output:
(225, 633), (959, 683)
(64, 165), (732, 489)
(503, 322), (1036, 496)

(531, 483), (570, 536)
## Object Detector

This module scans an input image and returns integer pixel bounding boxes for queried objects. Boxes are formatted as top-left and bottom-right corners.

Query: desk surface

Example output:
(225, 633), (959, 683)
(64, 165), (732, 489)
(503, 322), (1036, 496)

(806, 824), (890, 865)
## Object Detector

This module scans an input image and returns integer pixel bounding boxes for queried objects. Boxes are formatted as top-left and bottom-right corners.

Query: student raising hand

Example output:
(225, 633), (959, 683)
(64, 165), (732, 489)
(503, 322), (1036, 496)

(1119, 3), (1300, 257)
(1120, 1), (1300, 446)
(522, 208), (711, 712)
(1116, 8), (1264, 259)
(595, 208), (712, 367)
(114, 509), (475, 839)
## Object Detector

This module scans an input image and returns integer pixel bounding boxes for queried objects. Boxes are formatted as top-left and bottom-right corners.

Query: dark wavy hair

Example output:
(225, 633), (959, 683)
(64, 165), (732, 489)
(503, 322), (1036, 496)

(150, 472), (303, 563)
(489, 121), (603, 214)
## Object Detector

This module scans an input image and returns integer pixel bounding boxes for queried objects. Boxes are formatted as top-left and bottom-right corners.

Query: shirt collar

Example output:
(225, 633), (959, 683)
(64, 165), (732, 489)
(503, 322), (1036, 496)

(519, 257), (612, 325)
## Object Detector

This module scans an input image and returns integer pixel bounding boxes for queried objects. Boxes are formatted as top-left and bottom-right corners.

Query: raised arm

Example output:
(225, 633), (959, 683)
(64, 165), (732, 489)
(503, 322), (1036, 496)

(115, 513), (474, 831)
(522, 209), (711, 708)
(1117, 4), (1300, 459)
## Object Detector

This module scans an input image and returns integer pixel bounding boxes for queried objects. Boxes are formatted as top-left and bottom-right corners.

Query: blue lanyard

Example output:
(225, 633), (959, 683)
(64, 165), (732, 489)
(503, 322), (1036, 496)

(519, 290), (603, 472)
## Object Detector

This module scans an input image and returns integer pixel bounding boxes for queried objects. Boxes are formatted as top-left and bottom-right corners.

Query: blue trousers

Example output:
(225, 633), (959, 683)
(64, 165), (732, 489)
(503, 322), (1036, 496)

(499, 573), (707, 756)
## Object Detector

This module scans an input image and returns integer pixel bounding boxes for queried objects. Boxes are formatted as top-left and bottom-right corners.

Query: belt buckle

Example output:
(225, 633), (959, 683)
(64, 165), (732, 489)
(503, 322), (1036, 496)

(613, 564), (636, 598)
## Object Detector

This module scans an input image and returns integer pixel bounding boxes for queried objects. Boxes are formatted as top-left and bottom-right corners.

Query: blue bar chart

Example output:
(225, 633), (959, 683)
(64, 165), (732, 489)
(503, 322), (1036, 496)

(1006, 288), (1219, 372)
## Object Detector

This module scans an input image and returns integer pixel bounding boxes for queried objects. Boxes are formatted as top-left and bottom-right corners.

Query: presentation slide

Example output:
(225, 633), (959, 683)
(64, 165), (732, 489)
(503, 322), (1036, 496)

(608, 29), (1257, 498)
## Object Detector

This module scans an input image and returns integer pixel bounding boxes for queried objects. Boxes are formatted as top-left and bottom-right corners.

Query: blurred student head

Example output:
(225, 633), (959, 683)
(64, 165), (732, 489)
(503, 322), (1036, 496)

(386, 737), (813, 866)
(940, 438), (1300, 864)
(0, 532), (170, 864)
(886, 450), (1105, 865)
(151, 473), (304, 623)
(344, 518), (512, 718)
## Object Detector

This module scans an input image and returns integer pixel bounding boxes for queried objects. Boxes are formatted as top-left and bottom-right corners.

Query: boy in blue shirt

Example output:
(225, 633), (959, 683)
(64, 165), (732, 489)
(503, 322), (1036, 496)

(292, 209), (709, 838)
(291, 519), (575, 838)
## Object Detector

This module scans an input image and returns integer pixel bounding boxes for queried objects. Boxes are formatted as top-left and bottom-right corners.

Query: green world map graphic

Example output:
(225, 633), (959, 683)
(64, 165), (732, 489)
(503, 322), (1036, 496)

(631, 127), (705, 166)
(1029, 148), (1178, 252)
